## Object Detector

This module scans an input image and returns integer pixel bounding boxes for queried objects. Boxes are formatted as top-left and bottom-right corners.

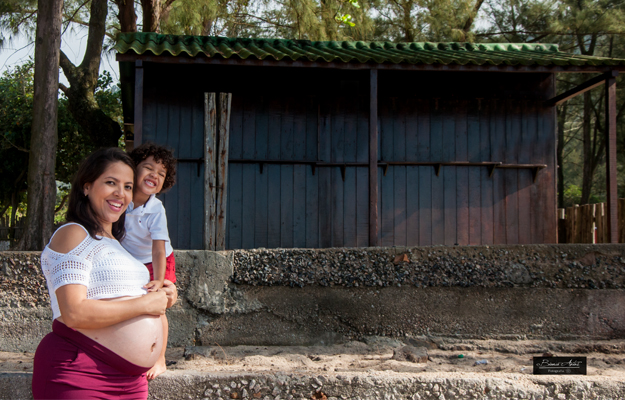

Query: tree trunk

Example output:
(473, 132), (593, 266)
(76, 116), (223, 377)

(578, 34), (597, 206)
(557, 103), (567, 208)
(159, 0), (178, 28)
(401, 0), (414, 42)
(60, 0), (122, 149)
(114, 0), (138, 32)
(580, 90), (592, 205)
(16, 0), (63, 250)
(142, 0), (161, 32)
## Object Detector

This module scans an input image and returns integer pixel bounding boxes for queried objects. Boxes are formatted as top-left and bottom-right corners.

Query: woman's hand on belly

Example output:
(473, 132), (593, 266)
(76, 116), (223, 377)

(74, 296), (165, 368)
(141, 290), (169, 315)
(56, 284), (168, 330)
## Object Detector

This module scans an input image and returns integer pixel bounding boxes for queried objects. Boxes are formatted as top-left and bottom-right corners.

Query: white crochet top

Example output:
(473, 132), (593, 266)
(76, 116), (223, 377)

(41, 223), (149, 320)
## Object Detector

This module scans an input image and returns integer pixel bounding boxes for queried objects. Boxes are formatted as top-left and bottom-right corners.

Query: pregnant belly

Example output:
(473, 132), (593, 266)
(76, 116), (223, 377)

(76, 297), (163, 368)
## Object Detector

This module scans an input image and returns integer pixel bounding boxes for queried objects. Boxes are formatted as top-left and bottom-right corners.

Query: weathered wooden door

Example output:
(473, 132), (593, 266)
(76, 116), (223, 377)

(225, 94), (370, 249)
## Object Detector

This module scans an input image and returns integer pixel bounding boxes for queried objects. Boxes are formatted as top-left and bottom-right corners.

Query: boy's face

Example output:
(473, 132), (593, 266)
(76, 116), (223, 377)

(135, 156), (167, 196)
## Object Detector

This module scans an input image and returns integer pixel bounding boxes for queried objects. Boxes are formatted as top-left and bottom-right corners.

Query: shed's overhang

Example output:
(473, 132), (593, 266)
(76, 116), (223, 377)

(115, 33), (625, 71)
(116, 32), (625, 125)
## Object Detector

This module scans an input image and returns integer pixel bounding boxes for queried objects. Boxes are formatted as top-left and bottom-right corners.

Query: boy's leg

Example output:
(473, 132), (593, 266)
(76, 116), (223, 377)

(146, 314), (168, 380)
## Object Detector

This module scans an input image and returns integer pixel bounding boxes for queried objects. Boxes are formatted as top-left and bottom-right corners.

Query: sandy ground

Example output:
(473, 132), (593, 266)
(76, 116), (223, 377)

(4, 338), (625, 379)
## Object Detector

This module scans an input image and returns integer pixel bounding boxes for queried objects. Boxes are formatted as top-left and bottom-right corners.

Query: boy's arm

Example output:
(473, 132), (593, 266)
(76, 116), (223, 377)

(145, 240), (167, 291)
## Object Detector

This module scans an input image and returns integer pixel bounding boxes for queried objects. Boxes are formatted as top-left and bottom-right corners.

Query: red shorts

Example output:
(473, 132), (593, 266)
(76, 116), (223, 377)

(33, 320), (149, 399)
(145, 252), (176, 283)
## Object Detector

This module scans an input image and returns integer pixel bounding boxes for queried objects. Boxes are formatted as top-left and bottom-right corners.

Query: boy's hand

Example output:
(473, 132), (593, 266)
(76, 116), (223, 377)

(162, 279), (178, 308)
(144, 279), (164, 292)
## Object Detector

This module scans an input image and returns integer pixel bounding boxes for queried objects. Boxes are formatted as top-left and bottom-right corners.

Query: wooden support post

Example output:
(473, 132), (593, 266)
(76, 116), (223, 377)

(204, 93), (217, 250)
(369, 69), (379, 247)
(605, 71), (619, 243)
(133, 60), (144, 146)
(618, 198), (625, 243)
(574, 204), (581, 243)
(557, 208), (565, 243)
(566, 206), (574, 243)
(596, 202), (604, 243)
(215, 93), (232, 251)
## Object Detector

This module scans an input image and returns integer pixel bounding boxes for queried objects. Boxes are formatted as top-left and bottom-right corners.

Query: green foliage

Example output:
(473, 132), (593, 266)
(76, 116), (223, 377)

(478, 0), (557, 43)
(54, 181), (70, 224)
(336, 14), (354, 27)
(563, 184), (602, 207)
(0, 0), (37, 45)
(0, 61), (122, 217)
(157, 0), (371, 40)
(0, 61), (33, 211)
(563, 184), (582, 206)
(57, 69), (122, 184)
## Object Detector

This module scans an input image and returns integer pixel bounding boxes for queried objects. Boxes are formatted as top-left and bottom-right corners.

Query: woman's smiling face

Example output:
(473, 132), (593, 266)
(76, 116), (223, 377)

(83, 161), (134, 234)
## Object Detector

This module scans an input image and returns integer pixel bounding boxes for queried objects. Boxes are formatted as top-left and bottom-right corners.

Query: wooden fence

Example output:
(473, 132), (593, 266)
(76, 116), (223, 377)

(558, 199), (625, 243)
(0, 215), (25, 242)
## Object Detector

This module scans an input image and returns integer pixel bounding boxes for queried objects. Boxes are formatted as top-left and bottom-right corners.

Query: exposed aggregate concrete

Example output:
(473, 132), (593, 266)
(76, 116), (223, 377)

(0, 252), (47, 310)
(2, 371), (625, 400)
(146, 373), (625, 400)
(231, 245), (625, 289)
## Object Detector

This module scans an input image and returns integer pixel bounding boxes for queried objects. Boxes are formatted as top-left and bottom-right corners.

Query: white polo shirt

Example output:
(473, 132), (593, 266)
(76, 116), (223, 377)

(122, 194), (174, 264)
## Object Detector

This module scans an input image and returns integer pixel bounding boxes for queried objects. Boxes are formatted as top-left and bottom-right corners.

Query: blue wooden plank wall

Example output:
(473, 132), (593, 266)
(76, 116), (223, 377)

(226, 95), (370, 249)
(140, 69), (555, 249)
(142, 90), (205, 250)
(378, 97), (556, 246)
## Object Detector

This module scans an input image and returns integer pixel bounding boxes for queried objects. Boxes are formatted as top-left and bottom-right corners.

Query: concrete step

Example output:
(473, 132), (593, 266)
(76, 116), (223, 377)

(2, 340), (625, 400)
(2, 369), (625, 400)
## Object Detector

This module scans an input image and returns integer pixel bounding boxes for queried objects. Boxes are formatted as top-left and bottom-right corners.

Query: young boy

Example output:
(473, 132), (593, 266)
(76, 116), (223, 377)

(122, 142), (177, 380)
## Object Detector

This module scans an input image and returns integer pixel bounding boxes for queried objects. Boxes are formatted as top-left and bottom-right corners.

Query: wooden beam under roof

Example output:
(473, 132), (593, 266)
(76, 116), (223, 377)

(544, 72), (612, 107)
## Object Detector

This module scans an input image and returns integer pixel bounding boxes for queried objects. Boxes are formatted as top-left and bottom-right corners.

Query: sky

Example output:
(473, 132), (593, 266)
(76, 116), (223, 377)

(0, 27), (121, 85)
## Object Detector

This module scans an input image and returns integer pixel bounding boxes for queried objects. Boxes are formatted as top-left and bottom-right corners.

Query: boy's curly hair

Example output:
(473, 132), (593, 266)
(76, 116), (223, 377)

(129, 142), (177, 193)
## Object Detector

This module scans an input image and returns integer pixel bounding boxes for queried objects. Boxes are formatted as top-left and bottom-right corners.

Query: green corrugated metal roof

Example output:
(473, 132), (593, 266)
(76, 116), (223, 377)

(115, 32), (625, 67)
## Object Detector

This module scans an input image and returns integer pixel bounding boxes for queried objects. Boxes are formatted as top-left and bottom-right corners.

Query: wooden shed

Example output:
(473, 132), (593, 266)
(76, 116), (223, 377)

(116, 34), (625, 250)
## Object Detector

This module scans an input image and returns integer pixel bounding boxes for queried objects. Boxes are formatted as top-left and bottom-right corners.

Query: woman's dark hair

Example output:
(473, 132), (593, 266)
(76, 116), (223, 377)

(129, 142), (177, 192)
(66, 147), (136, 241)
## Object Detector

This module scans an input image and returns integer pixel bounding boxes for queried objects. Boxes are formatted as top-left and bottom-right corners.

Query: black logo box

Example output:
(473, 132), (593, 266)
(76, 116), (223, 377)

(533, 357), (587, 375)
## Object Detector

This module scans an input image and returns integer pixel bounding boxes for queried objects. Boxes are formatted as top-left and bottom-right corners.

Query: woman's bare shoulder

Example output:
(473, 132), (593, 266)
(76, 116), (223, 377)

(48, 224), (89, 254)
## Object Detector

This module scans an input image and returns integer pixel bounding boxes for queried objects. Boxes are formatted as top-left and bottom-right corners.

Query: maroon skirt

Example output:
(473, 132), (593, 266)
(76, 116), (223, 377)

(32, 320), (150, 399)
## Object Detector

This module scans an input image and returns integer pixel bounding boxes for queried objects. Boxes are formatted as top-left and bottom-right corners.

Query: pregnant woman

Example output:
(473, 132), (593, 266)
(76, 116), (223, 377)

(32, 147), (177, 399)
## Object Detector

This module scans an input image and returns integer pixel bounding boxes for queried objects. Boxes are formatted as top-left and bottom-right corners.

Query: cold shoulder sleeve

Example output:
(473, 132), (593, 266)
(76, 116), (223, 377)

(47, 253), (93, 291)
(42, 230), (98, 293)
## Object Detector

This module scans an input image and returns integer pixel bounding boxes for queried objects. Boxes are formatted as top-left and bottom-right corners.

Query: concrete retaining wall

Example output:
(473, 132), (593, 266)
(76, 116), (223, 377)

(1, 244), (625, 352)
